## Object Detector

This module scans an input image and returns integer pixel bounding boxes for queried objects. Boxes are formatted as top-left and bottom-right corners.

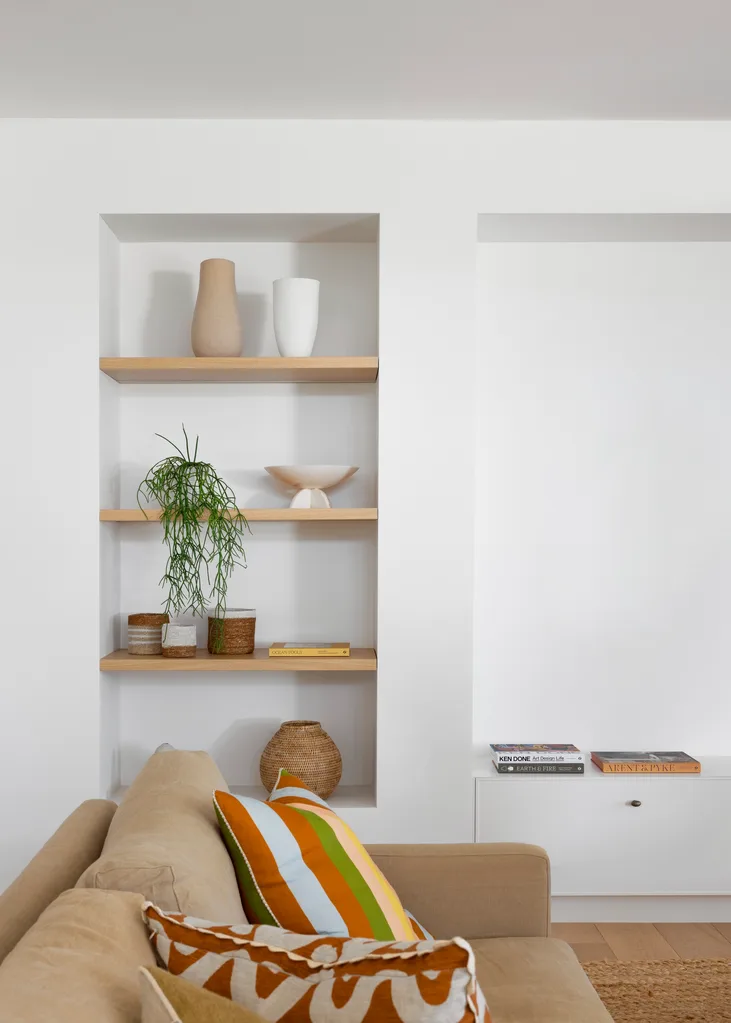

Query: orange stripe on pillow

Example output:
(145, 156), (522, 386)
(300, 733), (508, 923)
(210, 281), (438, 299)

(267, 800), (375, 939)
(215, 791), (314, 934)
(291, 800), (415, 940)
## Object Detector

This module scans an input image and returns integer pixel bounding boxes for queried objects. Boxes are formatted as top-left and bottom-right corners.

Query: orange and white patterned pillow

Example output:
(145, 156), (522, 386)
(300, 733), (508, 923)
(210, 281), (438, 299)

(143, 903), (491, 1023)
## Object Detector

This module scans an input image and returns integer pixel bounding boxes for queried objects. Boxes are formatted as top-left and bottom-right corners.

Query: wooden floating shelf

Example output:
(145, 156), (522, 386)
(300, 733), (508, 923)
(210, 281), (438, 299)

(100, 507), (377, 522)
(99, 357), (378, 384)
(100, 648), (377, 672)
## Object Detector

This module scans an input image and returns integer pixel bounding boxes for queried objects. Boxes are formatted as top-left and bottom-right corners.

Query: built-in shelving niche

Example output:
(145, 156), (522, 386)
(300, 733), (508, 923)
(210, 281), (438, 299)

(100, 213), (379, 811)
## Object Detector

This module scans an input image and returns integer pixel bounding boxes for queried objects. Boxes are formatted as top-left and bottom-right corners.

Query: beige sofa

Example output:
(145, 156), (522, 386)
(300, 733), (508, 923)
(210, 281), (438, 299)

(0, 751), (611, 1022)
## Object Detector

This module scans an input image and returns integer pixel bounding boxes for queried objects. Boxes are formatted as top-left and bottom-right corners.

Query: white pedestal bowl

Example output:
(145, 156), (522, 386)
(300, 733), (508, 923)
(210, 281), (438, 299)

(265, 465), (359, 508)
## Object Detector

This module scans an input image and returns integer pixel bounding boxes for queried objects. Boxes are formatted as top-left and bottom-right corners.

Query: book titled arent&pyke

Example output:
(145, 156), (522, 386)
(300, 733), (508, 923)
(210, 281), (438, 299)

(591, 752), (701, 774)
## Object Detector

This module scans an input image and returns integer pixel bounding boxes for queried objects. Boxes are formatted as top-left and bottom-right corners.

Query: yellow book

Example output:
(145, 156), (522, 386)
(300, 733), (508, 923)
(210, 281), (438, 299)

(269, 643), (351, 657)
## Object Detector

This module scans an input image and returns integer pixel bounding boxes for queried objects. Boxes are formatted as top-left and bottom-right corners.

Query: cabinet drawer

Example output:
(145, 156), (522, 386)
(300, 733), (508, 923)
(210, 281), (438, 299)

(475, 774), (731, 895)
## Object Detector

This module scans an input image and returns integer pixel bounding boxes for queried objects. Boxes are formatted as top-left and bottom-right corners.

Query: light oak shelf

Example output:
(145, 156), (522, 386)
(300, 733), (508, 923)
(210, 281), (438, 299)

(99, 357), (378, 383)
(100, 648), (377, 672)
(100, 507), (377, 522)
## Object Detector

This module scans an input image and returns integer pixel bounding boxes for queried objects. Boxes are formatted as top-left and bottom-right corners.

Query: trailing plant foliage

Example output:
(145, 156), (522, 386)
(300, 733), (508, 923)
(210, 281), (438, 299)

(137, 427), (249, 625)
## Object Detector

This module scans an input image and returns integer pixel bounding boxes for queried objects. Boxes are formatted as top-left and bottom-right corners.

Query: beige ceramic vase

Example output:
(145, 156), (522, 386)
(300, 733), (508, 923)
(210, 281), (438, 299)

(191, 259), (242, 357)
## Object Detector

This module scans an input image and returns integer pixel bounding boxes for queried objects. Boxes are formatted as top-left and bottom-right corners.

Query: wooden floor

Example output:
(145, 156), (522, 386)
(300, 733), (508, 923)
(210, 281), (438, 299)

(552, 923), (731, 962)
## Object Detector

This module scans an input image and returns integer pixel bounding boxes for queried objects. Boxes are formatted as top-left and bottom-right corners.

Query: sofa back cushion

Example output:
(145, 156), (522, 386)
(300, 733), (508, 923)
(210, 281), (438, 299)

(78, 750), (246, 922)
(0, 888), (155, 1023)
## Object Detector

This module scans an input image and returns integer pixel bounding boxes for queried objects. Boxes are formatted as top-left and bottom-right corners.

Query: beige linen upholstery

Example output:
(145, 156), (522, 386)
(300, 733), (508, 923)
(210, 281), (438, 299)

(0, 888), (156, 1023)
(368, 843), (550, 939)
(472, 937), (613, 1023)
(0, 798), (116, 965)
(141, 967), (267, 1023)
(78, 750), (246, 921)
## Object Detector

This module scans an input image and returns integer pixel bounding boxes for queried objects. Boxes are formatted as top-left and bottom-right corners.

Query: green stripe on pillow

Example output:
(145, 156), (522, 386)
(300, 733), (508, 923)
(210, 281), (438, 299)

(297, 808), (394, 940)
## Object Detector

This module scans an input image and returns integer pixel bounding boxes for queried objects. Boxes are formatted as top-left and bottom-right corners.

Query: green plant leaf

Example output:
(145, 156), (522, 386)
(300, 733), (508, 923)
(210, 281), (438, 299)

(136, 427), (250, 638)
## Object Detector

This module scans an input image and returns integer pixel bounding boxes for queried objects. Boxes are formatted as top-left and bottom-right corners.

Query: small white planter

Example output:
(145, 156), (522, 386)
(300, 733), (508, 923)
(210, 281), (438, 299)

(161, 624), (197, 659)
(273, 277), (320, 357)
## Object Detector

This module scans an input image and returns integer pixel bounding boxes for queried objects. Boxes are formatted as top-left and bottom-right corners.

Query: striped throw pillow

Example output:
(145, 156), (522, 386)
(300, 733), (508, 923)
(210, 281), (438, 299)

(213, 770), (417, 940)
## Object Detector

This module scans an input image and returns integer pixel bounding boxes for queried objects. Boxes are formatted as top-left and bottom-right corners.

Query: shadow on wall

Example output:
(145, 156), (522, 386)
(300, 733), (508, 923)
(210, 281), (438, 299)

(142, 269), (270, 358)
(237, 292), (268, 356)
(139, 244), (377, 360)
(210, 718), (281, 788)
(142, 271), (195, 357)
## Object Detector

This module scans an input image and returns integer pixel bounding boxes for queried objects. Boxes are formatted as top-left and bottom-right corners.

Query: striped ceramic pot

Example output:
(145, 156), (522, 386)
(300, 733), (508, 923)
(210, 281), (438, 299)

(127, 613), (169, 655)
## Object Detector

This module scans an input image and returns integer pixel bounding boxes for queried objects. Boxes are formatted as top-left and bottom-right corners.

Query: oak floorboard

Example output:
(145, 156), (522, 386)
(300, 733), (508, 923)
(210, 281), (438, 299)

(552, 924), (604, 943)
(569, 942), (617, 963)
(711, 923), (731, 944)
(595, 924), (679, 961)
(655, 922), (731, 960)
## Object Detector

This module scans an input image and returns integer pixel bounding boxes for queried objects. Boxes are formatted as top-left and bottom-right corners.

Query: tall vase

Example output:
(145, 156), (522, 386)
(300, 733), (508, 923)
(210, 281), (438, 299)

(260, 720), (342, 798)
(273, 278), (320, 357)
(191, 259), (242, 357)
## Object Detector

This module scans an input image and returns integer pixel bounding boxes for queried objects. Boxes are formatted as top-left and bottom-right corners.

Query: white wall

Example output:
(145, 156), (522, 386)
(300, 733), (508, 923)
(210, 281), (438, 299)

(0, 121), (479, 889)
(474, 240), (731, 752)
(3, 119), (731, 890)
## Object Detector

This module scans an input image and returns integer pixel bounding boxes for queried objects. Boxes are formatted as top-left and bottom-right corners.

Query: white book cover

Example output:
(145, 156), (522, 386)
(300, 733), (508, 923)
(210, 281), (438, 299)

(490, 745), (586, 764)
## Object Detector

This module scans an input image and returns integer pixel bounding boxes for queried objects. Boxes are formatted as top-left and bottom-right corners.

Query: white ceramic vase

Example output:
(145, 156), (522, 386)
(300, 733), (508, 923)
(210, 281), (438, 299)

(191, 259), (242, 357)
(273, 277), (320, 357)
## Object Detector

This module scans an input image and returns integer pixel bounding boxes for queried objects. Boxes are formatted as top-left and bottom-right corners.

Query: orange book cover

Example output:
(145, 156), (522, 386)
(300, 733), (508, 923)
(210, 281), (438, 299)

(591, 752), (701, 774)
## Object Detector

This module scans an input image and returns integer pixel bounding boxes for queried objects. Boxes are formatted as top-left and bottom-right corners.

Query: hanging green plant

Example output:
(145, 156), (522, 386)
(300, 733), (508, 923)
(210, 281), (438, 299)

(137, 427), (250, 644)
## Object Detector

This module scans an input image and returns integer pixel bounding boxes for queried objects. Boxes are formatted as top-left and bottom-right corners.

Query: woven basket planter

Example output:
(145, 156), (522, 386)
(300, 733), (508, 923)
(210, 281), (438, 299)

(128, 613), (169, 655)
(260, 720), (342, 798)
(161, 624), (197, 658)
(207, 608), (256, 655)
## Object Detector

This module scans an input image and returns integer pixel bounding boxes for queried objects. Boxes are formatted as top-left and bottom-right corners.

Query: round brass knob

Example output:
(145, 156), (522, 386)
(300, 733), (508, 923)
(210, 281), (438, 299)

(629, 799), (642, 807)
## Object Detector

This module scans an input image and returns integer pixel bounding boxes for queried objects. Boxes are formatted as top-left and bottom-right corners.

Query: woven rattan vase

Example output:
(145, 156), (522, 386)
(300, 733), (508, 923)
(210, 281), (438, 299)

(260, 720), (342, 798)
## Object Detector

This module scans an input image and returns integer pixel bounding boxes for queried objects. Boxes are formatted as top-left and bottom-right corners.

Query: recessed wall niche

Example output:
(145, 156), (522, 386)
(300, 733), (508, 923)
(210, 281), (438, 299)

(99, 213), (379, 815)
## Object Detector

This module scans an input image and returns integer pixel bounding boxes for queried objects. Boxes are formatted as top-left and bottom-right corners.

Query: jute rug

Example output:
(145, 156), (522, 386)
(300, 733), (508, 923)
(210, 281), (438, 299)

(584, 957), (731, 1022)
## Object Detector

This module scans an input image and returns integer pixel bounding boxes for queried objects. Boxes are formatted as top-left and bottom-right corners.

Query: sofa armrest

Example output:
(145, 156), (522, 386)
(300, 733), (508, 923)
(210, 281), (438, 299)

(0, 799), (117, 964)
(367, 843), (550, 939)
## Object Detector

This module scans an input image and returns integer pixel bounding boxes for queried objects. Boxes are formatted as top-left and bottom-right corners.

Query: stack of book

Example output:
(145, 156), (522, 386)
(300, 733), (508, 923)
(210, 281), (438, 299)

(490, 744), (585, 775)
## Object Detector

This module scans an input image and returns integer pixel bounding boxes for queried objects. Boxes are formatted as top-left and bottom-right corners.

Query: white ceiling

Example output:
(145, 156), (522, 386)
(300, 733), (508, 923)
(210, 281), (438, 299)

(2, 1), (731, 119)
